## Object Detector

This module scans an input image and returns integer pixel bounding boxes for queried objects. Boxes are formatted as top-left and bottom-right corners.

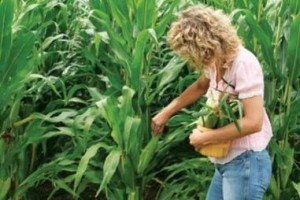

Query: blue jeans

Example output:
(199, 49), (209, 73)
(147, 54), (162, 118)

(206, 149), (272, 200)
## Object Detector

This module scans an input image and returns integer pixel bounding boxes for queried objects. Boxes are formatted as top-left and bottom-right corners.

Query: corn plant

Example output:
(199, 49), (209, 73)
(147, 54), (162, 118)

(0, 0), (36, 198)
(156, 157), (214, 200)
(4, 0), (200, 199)
(0, 0), (103, 199)
(84, 0), (196, 199)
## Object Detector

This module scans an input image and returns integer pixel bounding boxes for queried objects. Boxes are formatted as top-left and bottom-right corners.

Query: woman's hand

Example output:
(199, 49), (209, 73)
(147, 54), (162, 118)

(189, 128), (206, 150)
(151, 111), (170, 135)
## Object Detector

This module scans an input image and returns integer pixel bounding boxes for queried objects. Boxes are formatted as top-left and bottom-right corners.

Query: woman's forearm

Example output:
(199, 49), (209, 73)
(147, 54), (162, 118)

(199, 117), (262, 145)
(161, 76), (209, 117)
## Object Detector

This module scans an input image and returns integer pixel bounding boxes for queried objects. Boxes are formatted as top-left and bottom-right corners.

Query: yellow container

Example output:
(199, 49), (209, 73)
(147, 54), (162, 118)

(197, 126), (231, 158)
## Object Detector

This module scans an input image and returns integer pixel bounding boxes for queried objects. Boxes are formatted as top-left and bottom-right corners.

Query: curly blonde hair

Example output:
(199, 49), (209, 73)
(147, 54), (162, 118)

(167, 4), (241, 70)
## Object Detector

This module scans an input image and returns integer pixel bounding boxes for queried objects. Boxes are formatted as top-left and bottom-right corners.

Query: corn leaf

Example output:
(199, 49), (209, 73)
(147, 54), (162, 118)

(74, 142), (111, 192)
(0, 178), (11, 200)
(272, 141), (294, 188)
(106, 188), (125, 200)
(120, 86), (135, 120)
(99, 64), (124, 91)
(290, 0), (300, 15)
(292, 182), (300, 197)
(0, 0), (14, 66)
(96, 97), (123, 147)
(156, 57), (186, 91)
(287, 14), (300, 82)
(118, 155), (135, 189)
(279, 144), (294, 188)
(244, 11), (277, 75)
(90, 10), (131, 70)
(54, 179), (78, 198)
(136, 0), (157, 29)
(155, 0), (180, 37)
(137, 136), (159, 175)
(147, 57), (185, 104)
(131, 29), (151, 91)
(123, 116), (141, 167)
(269, 175), (280, 200)
(105, 0), (132, 45)
(0, 33), (35, 84)
(0, 32), (35, 109)
(96, 148), (122, 196)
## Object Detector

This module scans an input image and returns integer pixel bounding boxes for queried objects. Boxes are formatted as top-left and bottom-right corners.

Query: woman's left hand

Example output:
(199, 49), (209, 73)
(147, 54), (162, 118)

(189, 128), (205, 150)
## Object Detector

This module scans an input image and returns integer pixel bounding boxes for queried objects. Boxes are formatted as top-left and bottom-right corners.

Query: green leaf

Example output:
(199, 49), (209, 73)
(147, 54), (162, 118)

(131, 29), (151, 91)
(106, 0), (132, 45)
(120, 86), (135, 120)
(90, 10), (131, 73)
(287, 14), (300, 82)
(118, 155), (135, 189)
(137, 136), (159, 175)
(148, 57), (185, 104)
(269, 175), (280, 200)
(0, 0), (14, 66)
(54, 179), (78, 198)
(0, 32), (35, 109)
(279, 144), (294, 188)
(123, 116), (141, 150)
(292, 182), (300, 197)
(106, 188), (125, 200)
(0, 32), (35, 85)
(74, 143), (111, 191)
(136, 0), (157, 29)
(41, 34), (65, 50)
(0, 178), (11, 200)
(155, 0), (180, 37)
(96, 97), (123, 147)
(123, 116), (141, 167)
(96, 148), (122, 196)
(244, 11), (276, 75)
(290, 0), (300, 15)
(157, 57), (186, 91)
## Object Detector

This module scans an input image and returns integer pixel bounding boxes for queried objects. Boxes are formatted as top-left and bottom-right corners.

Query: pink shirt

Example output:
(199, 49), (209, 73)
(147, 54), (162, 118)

(203, 46), (273, 164)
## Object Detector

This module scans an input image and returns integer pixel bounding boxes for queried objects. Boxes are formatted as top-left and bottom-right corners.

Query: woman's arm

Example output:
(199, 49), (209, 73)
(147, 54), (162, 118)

(152, 75), (210, 135)
(189, 95), (264, 148)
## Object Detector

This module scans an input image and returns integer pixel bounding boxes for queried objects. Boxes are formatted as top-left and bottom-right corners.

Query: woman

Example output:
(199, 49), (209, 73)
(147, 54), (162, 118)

(151, 4), (272, 200)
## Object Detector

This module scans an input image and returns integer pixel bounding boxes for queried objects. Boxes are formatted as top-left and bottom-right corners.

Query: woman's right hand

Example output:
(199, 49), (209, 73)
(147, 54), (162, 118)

(151, 111), (170, 135)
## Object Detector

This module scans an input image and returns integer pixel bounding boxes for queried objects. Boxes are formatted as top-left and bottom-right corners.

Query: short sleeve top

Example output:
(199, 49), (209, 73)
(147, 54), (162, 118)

(203, 46), (273, 164)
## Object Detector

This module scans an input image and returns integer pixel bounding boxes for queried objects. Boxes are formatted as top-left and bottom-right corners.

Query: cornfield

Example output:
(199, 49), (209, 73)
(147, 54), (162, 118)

(0, 0), (299, 199)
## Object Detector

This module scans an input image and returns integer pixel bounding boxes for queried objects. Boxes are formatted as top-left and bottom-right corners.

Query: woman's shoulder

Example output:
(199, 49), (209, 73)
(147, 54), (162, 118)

(234, 46), (260, 66)
(229, 46), (261, 75)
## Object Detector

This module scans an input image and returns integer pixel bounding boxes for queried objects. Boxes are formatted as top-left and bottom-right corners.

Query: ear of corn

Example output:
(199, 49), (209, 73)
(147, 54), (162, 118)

(207, 112), (219, 128)
(197, 94), (243, 131)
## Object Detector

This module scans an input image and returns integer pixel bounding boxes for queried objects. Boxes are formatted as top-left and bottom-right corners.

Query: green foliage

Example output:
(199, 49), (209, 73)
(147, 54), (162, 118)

(0, 0), (299, 199)
(156, 157), (214, 200)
